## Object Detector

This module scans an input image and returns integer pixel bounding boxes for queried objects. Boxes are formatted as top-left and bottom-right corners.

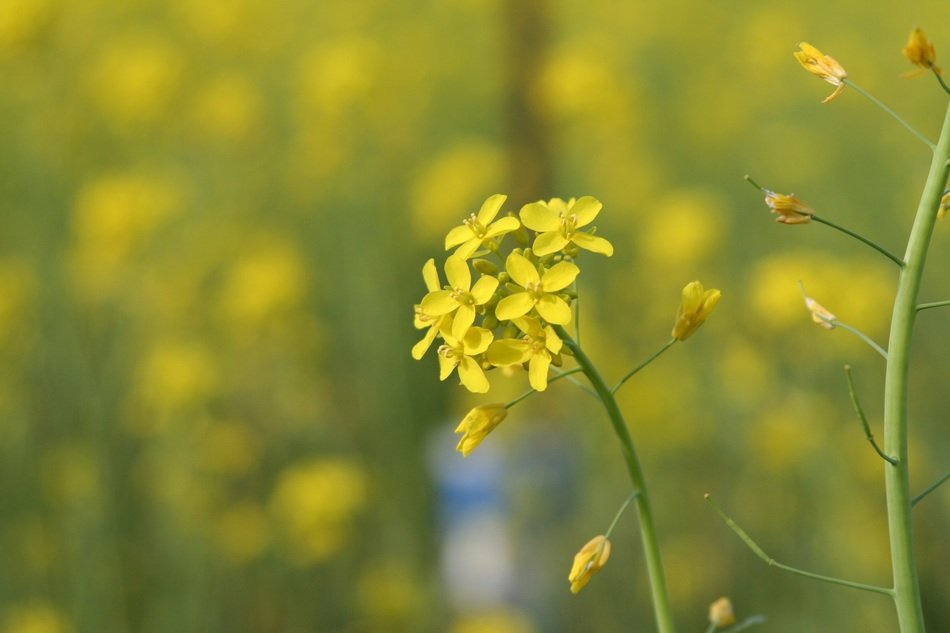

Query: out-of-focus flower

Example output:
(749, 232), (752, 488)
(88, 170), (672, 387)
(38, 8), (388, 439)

(902, 28), (941, 76)
(487, 317), (562, 391)
(0, 0), (56, 55)
(455, 404), (508, 457)
(568, 535), (611, 594)
(1, 601), (71, 633)
(708, 597), (736, 628)
(802, 290), (837, 329)
(937, 191), (950, 221)
(519, 197), (613, 257)
(494, 253), (578, 324)
(672, 281), (721, 341)
(444, 194), (520, 259)
(437, 327), (494, 393)
(763, 190), (814, 225)
(794, 42), (848, 103)
(420, 256), (499, 339)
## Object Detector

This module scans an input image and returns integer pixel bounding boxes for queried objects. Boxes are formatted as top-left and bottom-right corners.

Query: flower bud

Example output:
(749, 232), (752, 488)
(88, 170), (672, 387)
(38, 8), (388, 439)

(471, 258), (499, 275)
(708, 597), (736, 628)
(454, 404), (508, 457)
(568, 535), (611, 594)
(672, 281), (721, 341)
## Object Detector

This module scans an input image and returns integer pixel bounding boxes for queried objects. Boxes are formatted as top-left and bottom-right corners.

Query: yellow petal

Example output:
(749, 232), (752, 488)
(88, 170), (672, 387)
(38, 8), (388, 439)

(484, 215), (521, 238)
(455, 404), (507, 457)
(438, 353), (456, 381)
(445, 224), (472, 250)
(540, 261), (580, 292)
(568, 535), (611, 594)
(495, 292), (535, 322)
(519, 201), (560, 232)
(506, 252), (541, 288)
(452, 305), (476, 339)
(453, 238), (483, 260)
(476, 193), (507, 225)
(571, 232), (614, 256)
(422, 258), (440, 292)
(411, 326), (439, 360)
(462, 326), (493, 355)
(458, 358), (490, 393)
(571, 196), (603, 227)
(420, 289), (458, 316)
(532, 231), (570, 256)
(528, 353), (551, 391)
(536, 294), (572, 324)
(543, 325), (562, 354)
(471, 275), (499, 304)
(487, 339), (531, 366)
(445, 255), (471, 291)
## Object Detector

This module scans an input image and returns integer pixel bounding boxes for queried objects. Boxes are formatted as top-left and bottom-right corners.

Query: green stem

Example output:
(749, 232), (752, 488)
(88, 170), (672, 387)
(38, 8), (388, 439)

(843, 365), (897, 464)
(911, 472), (950, 507)
(505, 367), (585, 407)
(704, 624), (716, 633)
(555, 325), (677, 633)
(811, 215), (905, 268)
(605, 491), (641, 538)
(844, 79), (936, 150)
(705, 495), (894, 597)
(612, 338), (677, 394)
(831, 320), (889, 360)
(915, 299), (950, 312)
(934, 70), (950, 97)
(882, 99), (950, 633)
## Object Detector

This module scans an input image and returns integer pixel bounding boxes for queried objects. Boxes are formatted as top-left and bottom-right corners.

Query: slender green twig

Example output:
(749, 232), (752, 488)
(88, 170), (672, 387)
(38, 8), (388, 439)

(911, 472), (950, 507)
(505, 367), (584, 408)
(611, 338), (677, 394)
(605, 491), (641, 538)
(881, 99), (950, 632)
(843, 365), (898, 464)
(934, 70), (950, 96)
(831, 320), (889, 360)
(915, 299), (950, 312)
(723, 616), (768, 633)
(550, 367), (598, 398)
(744, 176), (904, 267)
(811, 215), (905, 268)
(844, 79), (936, 150)
(555, 325), (677, 633)
(704, 494), (894, 596)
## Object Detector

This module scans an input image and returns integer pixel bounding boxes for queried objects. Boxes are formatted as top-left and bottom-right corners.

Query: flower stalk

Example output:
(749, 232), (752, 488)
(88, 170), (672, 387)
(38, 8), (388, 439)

(882, 98), (950, 633)
(554, 324), (677, 633)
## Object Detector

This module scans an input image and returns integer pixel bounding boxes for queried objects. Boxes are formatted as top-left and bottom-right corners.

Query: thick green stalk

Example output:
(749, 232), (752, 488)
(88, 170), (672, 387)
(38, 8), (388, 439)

(884, 99), (950, 633)
(555, 326), (676, 633)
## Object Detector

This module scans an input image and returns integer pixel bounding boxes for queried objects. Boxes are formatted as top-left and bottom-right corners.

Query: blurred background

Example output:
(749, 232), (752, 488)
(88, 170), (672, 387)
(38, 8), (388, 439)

(1, 0), (948, 631)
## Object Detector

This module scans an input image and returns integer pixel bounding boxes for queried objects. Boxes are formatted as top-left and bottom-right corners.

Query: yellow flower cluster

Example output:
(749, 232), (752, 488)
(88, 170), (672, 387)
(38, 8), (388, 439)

(411, 193), (613, 395)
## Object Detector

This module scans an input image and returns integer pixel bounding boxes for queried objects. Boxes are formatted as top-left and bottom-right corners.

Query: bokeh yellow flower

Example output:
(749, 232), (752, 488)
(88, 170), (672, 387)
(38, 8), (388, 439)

(708, 597), (736, 628)
(763, 190), (814, 225)
(902, 27), (941, 76)
(455, 404), (508, 456)
(794, 42), (848, 103)
(568, 535), (611, 594)
(672, 281), (721, 341)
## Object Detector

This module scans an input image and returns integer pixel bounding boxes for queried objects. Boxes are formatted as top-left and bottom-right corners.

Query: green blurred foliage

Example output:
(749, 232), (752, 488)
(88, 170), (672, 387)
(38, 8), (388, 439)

(0, 0), (948, 631)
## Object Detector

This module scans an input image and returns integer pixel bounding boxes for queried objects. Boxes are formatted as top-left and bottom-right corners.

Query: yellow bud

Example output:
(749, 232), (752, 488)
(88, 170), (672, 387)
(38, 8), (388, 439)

(471, 258), (499, 275)
(568, 535), (611, 594)
(794, 42), (848, 103)
(799, 282), (836, 329)
(454, 404), (507, 457)
(708, 597), (736, 628)
(902, 27), (941, 75)
(763, 190), (814, 225)
(938, 191), (950, 221)
(672, 281), (721, 341)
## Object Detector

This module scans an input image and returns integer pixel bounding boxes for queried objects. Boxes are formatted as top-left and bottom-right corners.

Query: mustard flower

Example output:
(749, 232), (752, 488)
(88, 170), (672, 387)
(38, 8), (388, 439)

(444, 194), (521, 259)
(455, 403), (507, 457)
(412, 258), (452, 360)
(487, 316), (562, 391)
(794, 42), (848, 103)
(519, 196), (614, 257)
(568, 535), (611, 594)
(437, 327), (494, 393)
(763, 190), (814, 225)
(672, 281), (721, 341)
(420, 255), (499, 339)
(803, 294), (836, 329)
(494, 252), (578, 324)
(708, 597), (736, 628)
(902, 27), (941, 76)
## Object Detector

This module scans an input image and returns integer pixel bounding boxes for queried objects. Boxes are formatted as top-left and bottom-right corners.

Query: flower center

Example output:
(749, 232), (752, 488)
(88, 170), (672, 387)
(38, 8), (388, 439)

(559, 212), (578, 238)
(450, 288), (476, 306)
(525, 280), (544, 301)
(437, 343), (463, 363)
(463, 213), (487, 238)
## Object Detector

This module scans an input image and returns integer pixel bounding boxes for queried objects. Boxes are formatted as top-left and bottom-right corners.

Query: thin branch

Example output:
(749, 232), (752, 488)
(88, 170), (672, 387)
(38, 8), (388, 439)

(506, 367), (585, 407)
(704, 494), (894, 596)
(934, 69), (950, 96)
(843, 365), (898, 464)
(611, 338), (677, 394)
(912, 472), (950, 507)
(915, 299), (950, 312)
(605, 491), (641, 538)
(831, 320), (889, 360)
(724, 616), (768, 633)
(811, 215), (905, 268)
(844, 79), (936, 150)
